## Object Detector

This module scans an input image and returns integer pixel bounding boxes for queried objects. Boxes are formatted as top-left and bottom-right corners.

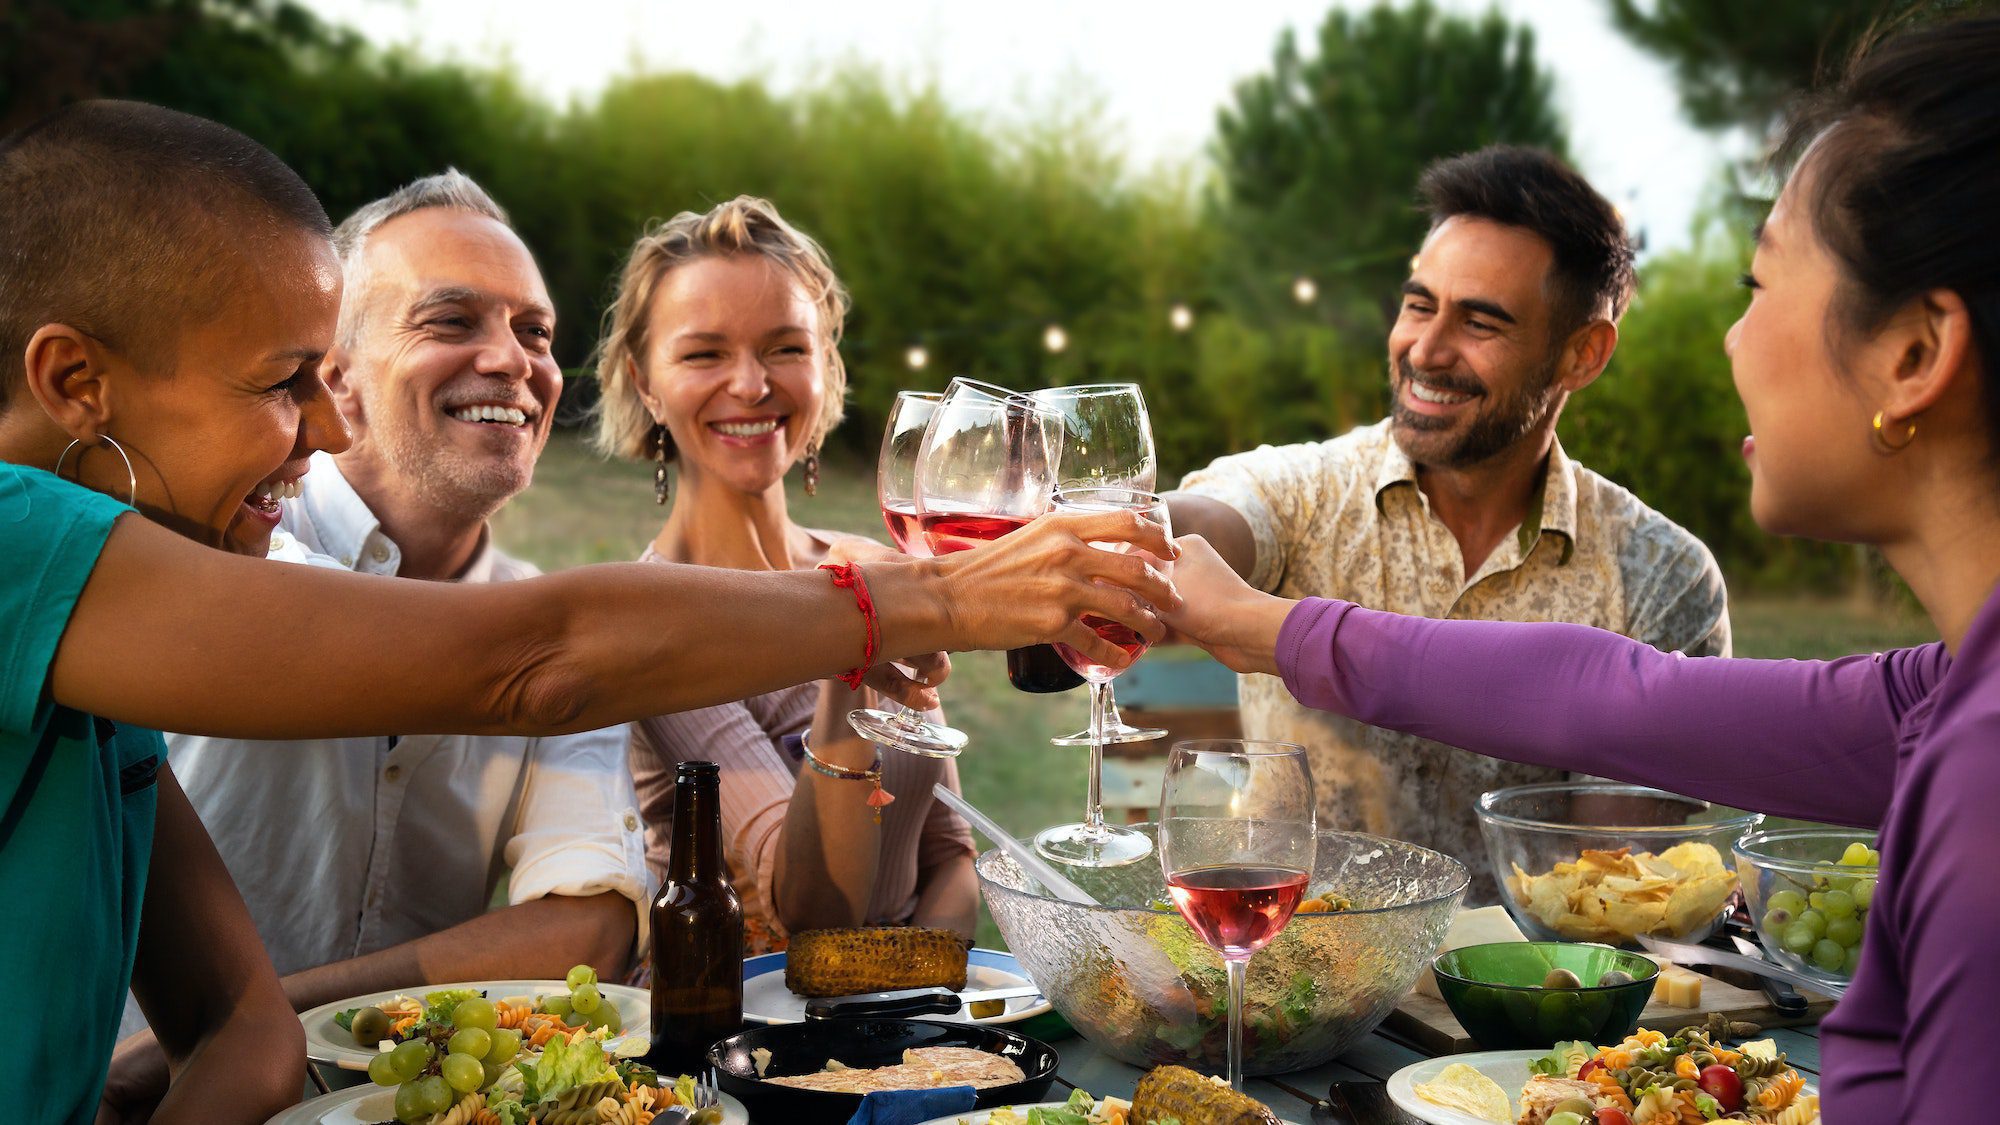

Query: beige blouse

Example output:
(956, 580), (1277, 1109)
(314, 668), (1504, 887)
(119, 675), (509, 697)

(628, 547), (976, 954)
(1181, 420), (1731, 902)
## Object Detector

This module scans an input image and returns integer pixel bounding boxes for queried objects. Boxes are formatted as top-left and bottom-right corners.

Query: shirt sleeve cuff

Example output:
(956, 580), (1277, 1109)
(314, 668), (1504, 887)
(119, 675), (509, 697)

(1276, 597), (1347, 710)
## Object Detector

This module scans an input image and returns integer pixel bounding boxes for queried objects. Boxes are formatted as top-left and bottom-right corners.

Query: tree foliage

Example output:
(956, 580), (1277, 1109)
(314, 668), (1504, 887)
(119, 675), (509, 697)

(1210, 0), (1568, 329)
(1602, 0), (1997, 136)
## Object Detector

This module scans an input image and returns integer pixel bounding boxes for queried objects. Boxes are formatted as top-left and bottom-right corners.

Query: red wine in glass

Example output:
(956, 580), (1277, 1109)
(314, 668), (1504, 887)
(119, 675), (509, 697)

(1166, 864), (1309, 960)
(879, 500), (928, 557)
(1054, 616), (1151, 682)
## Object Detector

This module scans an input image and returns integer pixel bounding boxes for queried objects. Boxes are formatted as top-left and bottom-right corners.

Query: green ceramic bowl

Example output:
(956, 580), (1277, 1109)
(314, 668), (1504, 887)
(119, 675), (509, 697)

(1433, 941), (1658, 1050)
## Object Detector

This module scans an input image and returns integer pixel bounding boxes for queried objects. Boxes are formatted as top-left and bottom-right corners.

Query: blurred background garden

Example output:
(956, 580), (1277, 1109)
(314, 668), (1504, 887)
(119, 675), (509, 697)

(7, 0), (1966, 940)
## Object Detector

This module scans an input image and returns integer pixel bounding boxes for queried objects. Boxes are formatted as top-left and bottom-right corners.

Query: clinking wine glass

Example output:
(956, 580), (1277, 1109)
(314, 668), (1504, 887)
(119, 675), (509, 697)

(1032, 384), (1168, 745)
(845, 390), (971, 757)
(1159, 739), (1316, 1090)
(1032, 486), (1171, 869)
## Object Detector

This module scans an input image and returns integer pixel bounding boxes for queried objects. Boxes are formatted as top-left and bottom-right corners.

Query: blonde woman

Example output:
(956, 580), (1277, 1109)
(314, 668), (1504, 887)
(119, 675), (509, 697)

(596, 197), (975, 951)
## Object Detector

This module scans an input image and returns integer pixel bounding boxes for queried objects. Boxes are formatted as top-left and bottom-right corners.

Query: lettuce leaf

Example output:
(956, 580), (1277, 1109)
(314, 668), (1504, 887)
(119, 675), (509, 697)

(1692, 1092), (1722, 1121)
(484, 1096), (529, 1125)
(521, 1032), (618, 1104)
(333, 1008), (357, 1032)
(1529, 1040), (1594, 1077)
(423, 988), (482, 1022)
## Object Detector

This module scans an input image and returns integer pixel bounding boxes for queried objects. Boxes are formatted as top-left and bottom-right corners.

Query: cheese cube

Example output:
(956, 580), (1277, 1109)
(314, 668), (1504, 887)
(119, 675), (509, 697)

(1657, 968), (1703, 1008)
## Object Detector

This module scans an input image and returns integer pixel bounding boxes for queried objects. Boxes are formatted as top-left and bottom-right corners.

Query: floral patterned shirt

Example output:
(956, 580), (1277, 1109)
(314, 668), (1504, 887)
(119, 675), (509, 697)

(1180, 420), (1730, 901)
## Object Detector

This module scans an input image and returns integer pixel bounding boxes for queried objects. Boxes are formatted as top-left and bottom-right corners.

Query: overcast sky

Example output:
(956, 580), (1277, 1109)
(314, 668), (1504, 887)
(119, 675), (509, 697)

(303, 0), (1747, 252)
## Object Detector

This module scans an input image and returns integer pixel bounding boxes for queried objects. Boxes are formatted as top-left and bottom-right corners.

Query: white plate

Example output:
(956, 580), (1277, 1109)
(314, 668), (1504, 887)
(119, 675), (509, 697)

(299, 979), (649, 1068)
(1386, 1049), (1818, 1125)
(264, 1084), (748, 1125)
(741, 947), (1052, 1026)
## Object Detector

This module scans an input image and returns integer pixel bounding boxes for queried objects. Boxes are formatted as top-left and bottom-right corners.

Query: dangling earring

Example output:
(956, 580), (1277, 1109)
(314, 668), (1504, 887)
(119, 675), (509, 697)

(55, 433), (138, 506)
(804, 439), (821, 497)
(1871, 410), (1917, 455)
(652, 424), (672, 505)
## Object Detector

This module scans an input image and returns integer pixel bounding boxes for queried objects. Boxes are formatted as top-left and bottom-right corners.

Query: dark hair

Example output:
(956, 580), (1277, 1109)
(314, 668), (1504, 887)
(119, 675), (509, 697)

(1417, 146), (1637, 338)
(1779, 16), (2000, 445)
(0, 100), (331, 407)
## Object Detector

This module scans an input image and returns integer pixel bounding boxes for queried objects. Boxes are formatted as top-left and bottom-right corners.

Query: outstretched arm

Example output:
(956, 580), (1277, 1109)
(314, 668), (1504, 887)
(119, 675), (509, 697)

(1165, 535), (1932, 827)
(52, 508), (1178, 741)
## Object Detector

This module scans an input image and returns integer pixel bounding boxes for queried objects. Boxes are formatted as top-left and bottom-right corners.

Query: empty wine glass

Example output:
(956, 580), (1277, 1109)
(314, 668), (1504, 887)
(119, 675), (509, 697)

(845, 391), (970, 757)
(1033, 486), (1171, 869)
(1159, 740), (1316, 1090)
(1032, 384), (1168, 746)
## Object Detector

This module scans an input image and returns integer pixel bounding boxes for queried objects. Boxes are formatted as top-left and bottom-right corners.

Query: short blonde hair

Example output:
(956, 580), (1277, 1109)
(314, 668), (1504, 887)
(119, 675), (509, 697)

(591, 196), (850, 462)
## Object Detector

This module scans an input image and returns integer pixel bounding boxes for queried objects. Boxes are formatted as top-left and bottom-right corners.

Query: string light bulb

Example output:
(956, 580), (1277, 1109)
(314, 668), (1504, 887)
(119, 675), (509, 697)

(1169, 303), (1194, 333)
(1042, 324), (1068, 354)
(904, 344), (929, 371)
(1292, 276), (1318, 305)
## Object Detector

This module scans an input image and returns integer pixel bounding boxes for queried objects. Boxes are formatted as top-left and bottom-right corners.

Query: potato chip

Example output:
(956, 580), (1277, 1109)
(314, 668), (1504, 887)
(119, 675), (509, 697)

(1510, 842), (1737, 942)
(1413, 1062), (1512, 1124)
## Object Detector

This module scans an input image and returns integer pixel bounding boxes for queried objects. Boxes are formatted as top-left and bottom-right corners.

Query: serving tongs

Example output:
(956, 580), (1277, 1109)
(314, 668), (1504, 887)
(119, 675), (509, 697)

(1636, 934), (1845, 999)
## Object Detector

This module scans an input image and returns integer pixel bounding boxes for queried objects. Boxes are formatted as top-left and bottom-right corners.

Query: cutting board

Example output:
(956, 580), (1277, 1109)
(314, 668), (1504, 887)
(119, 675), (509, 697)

(1382, 969), (1836, 1056)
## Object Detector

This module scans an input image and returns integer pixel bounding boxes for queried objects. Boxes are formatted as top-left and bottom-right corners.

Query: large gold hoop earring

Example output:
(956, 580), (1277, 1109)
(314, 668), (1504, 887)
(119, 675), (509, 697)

(652, 424), (672, 505)
(55, 434), (137, 506)
(1871, 411), (1917, 455)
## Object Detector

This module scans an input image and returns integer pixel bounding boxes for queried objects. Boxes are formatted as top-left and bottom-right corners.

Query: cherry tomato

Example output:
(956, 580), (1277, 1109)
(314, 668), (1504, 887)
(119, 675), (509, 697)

(1594, 1109), (1634, 1125)
(1576, 1058), (1605, 1083)
(1698, 1064), (1745, 1112)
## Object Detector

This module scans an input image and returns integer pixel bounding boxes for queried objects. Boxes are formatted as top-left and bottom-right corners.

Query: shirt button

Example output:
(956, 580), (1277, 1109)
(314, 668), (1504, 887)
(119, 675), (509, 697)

(370, 544), (391, 563)
(340, 555), (355, 568)
(384, 765), (402, 782)
(623, 812), (640, 832)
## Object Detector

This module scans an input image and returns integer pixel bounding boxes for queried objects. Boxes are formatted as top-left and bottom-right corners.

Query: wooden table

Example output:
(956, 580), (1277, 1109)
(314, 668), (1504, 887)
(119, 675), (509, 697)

(1049, 1021), (1825, 1121)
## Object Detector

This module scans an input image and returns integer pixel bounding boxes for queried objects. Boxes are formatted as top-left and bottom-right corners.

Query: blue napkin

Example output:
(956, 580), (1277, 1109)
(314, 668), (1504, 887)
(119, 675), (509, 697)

(847, 1085), (978, 1125)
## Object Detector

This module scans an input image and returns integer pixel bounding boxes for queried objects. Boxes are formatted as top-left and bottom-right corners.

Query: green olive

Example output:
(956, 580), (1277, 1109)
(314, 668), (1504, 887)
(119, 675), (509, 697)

(1547, 1113), (1587, 1125)
(1551, 1097), (1597, 1116)
(1597, 969), (1636, 987)
(349, 1006), (393, 1047)
(1541, 967), (1583, 989)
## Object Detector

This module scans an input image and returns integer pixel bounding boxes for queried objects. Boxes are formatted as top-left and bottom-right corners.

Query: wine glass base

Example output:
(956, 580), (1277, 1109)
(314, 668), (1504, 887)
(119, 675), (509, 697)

(847, 708), (969, 759)
(1034, 822), (1154, 867)
(1049, 722), (1168, 746)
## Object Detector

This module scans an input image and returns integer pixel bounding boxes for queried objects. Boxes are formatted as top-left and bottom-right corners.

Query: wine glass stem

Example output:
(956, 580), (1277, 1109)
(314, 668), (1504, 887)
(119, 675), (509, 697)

(1084, 680), (1111, 834)
(888, 704), (925, 732)
(1225, 955), (1248, 1091)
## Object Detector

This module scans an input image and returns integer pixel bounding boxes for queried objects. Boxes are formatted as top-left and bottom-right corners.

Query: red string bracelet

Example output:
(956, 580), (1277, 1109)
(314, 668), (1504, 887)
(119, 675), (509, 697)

(819, 562), (879, 690)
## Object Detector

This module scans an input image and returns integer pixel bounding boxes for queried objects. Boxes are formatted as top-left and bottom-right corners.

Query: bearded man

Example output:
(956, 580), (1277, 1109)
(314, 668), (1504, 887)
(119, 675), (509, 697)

(1169, 146), (1729, 901)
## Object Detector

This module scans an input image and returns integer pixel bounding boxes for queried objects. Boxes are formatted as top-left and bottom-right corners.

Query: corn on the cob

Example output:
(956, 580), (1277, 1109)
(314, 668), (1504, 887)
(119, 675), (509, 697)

(1131, 1066), (1280, 1125)
(783, 927), (969, 997)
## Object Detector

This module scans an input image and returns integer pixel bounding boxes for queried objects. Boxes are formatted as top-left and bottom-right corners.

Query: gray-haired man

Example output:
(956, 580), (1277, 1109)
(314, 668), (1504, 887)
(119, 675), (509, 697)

(106, 171), (647, 1108)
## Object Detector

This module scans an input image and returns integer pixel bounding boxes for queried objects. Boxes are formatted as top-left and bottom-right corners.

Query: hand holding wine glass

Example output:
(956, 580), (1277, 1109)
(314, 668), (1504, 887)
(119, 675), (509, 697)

(844, 391), (970, 756)
(1160, 740), (1316, 1090)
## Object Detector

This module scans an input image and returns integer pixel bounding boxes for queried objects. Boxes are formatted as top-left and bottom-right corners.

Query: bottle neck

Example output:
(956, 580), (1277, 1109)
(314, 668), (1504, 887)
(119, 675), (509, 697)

(667, 773), (723, 885)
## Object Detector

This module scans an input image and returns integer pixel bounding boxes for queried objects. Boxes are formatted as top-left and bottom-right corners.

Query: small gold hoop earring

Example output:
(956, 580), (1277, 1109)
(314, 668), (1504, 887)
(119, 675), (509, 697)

(1871, 411), (1917, 455)
(55, 434), (138, 506)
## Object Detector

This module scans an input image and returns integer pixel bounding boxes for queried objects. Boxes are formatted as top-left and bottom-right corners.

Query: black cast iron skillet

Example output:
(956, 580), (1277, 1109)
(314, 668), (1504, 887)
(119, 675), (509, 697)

(709, 1017), (1059, 1124)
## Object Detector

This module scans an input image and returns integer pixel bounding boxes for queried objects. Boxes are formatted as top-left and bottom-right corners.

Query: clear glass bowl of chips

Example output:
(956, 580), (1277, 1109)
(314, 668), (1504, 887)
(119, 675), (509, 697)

(1477, 783), (1761, 948)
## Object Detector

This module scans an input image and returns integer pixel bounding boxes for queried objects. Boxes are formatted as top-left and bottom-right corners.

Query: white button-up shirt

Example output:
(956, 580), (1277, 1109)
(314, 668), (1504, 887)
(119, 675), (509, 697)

(169, 453), (651, 977)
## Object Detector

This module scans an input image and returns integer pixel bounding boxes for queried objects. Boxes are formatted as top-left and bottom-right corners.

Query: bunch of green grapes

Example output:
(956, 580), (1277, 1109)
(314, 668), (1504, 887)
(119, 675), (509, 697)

(366, 996), (524, 1124)
(540, 964), (623, 1034)
(1761, 841), (1878, 977)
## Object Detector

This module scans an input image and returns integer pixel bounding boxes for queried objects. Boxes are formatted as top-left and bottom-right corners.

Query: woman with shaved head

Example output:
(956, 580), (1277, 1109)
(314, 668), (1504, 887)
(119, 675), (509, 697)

(0, 102), (1178, 1122)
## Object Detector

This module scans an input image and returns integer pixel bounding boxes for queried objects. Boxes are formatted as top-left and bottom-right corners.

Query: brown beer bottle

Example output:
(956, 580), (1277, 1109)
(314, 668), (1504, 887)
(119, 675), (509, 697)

(647, 761), (743, 1073)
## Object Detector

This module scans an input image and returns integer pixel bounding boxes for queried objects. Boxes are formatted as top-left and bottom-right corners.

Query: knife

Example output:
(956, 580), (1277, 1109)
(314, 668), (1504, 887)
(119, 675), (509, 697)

(804, 984), (1044, 1020)
(1635, 935), (1844, 998)
(1725, 928), (1809, 1015)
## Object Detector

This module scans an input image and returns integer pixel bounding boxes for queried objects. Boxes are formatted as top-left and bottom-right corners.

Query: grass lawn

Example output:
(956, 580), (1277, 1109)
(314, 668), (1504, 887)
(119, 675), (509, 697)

(492, 433), (1938, 947)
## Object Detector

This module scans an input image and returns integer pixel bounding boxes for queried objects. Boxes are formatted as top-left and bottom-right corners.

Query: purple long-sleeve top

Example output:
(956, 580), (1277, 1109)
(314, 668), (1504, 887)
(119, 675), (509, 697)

(1276, 593), (2000, 1123)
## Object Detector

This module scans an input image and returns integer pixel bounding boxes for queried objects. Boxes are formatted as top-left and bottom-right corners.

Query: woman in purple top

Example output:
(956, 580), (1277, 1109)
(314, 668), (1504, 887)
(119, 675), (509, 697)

(1166, 17), (1999, 1124)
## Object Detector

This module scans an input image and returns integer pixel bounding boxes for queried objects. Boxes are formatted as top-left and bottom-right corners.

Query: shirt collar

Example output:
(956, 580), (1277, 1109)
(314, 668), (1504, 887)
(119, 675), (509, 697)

(1371, 431), (1578, 565)
(297, 453), (497, 579)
